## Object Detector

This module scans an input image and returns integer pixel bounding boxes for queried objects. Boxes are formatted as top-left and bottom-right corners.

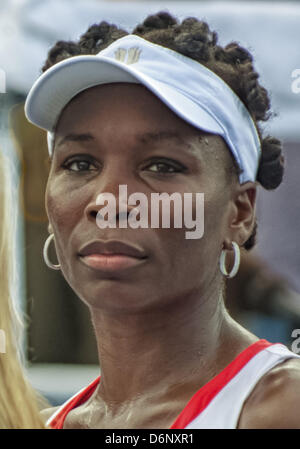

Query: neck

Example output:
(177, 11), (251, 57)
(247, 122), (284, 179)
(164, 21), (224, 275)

(89, 287), (250, 406)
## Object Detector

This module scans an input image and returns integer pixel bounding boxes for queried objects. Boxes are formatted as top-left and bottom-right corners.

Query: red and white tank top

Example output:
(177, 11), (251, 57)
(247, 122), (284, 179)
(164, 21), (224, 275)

(46, 339), (300, 429)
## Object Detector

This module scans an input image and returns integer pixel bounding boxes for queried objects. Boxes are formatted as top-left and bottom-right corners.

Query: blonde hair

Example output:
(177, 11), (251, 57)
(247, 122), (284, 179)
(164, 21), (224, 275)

(0, 150), (46, 428)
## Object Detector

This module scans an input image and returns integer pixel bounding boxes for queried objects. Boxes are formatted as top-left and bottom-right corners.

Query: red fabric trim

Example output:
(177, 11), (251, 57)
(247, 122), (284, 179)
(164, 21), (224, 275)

(49, 339), (273, 429)
(50, 376), (100, 429)
(170, 339), (273, 428)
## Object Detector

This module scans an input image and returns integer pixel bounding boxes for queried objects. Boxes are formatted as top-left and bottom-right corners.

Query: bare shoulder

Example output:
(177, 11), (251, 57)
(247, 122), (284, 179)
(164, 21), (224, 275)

(40, 406), (61, 425)
(238, 357), (300, 429)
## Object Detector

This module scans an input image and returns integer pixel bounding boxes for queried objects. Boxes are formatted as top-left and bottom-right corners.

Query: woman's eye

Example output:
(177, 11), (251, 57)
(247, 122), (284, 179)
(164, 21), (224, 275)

(146, 160), (186, 174)
(63, 158), (98, 172)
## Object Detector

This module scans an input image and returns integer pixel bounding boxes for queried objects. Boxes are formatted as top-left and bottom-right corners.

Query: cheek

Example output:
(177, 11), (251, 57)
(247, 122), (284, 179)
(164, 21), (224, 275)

(45, 177), (88, 265)
(156, 194), (220, 271)
(193, 189), (230, 263)
(46, 172), (87, 225)
(46, 186), (72, 233)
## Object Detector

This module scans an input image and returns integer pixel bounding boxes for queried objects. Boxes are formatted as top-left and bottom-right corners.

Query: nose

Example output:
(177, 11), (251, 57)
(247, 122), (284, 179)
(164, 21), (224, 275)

(83, 165), (140, 226)
(85, 189), (136, 225)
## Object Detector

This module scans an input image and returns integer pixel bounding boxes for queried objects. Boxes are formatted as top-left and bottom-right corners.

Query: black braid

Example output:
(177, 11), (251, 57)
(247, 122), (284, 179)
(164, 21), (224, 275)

(42, 22), (128, 72)
(42, 41), (82, 72)
(78, 22), (128, 54)
(42, 11), (284, 251)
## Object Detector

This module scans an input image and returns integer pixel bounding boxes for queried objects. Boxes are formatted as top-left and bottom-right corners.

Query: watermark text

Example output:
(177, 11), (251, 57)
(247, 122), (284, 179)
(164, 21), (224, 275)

(291, 329), (300, 354)
(0, 329), (6, 353)
(291, 69), (300, 94)
(0, 68), (6, 93)
(95, 185), (204, 239)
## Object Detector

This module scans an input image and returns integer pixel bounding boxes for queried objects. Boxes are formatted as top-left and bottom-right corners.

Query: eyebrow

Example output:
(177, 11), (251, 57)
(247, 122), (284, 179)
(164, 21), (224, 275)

(57, 131), (189, 144)
(137, 131), (195, 146)
(137, 131), (208, 163)
(54, 130), (203, 156)
(55, 133), (95, 148)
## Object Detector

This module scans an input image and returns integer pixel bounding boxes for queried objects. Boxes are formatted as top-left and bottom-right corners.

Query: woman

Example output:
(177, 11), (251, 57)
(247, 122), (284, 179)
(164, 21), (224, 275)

(0, 150), (46, 428)
(25, 12), (300, 429)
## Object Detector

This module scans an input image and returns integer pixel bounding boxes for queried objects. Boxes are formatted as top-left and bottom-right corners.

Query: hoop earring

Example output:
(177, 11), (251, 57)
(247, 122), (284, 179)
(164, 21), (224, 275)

(43, 233), (61, 270)
(219, 241), (240, 279)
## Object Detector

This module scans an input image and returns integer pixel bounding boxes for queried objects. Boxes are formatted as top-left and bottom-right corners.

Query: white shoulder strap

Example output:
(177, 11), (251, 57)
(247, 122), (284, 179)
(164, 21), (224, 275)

(186, 344), (300, 429)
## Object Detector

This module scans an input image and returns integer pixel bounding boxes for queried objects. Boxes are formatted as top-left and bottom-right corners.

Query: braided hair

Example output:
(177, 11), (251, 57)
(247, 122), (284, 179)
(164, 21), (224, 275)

(42, 11), (284, 251)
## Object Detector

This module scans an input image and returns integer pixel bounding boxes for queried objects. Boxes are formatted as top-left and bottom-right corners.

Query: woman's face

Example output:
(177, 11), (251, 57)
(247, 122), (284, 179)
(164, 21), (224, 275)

(46, 83), (241, 313)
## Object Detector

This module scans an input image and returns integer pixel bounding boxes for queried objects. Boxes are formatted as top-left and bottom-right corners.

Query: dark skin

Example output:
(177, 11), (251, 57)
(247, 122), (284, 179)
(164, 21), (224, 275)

(43, 84), (300, 429)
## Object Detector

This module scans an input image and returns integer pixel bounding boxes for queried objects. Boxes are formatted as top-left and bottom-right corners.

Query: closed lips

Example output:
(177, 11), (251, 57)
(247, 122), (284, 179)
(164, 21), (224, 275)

(78, 240), (147, 259)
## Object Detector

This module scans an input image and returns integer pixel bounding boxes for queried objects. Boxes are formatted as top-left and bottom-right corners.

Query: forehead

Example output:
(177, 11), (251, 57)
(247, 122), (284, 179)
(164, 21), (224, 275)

(54, 83), (232, 168)
(56, 83), (198, 132)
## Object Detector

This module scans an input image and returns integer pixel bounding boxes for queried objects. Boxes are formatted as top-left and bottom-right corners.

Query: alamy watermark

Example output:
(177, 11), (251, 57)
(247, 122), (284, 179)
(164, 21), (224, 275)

(291, 69), (300, 94)
(0, 68), (5, 93)
(291, 329), (300, 354)
(0, 69), (6, 353)
(95, 185), (204, 239)
(0, 329), (6, 353)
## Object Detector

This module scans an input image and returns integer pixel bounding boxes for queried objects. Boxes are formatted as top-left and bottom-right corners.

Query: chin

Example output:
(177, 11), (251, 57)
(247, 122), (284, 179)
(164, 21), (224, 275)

(74, 279), (155, 314)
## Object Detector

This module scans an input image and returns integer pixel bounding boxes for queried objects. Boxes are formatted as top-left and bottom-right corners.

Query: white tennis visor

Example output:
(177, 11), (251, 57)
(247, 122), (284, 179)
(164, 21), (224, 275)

(25, 34), (261, 183)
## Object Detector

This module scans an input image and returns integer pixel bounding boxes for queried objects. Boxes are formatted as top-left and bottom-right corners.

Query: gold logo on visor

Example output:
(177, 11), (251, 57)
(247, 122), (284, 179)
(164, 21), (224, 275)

(114, 47), (141, 64)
